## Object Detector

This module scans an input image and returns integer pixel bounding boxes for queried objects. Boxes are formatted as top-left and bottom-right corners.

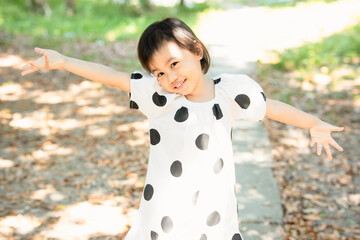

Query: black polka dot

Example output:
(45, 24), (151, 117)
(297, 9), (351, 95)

(212, 104), (223, 120)
(235, 94), (251, 109)
(195, 133), (209, 150)
(144, 184), (154, 201)
(131, 72), (143, 79)
(151, 231), (158, 240)
(174, 107), (189, 122)
(200, 233), (207, 240)
(213, 158), (224, 174)
(130, 100), (139, 109)
(170, 160), (182, 177)
(261, 92), (266, 101)
(161, 216), (173, 233)
(232, 233), (243, 240)
(214, 78), (221, 84)
(193, 191), (199, 206)
(150, 129), (160, 145)
(152, 92), (167, 107)
(206, 211), (221, 226)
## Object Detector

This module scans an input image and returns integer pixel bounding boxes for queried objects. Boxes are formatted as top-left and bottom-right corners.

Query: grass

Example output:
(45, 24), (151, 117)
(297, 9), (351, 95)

(0, 0), (215, 47)
(256, 21), (360, 107)
(272, 23), (360, 73)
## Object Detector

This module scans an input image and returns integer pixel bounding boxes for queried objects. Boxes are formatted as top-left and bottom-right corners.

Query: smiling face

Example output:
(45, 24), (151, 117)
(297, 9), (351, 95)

(149, 41), (208, 98)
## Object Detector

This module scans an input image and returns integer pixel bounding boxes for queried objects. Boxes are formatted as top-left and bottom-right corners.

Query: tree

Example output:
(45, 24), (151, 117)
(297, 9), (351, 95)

(25, 0), (52, 17)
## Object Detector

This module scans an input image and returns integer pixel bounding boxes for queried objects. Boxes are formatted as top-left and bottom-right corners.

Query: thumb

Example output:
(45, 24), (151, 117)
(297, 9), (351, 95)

(34, 47), (46, 55)
(331, 126), (344, 132)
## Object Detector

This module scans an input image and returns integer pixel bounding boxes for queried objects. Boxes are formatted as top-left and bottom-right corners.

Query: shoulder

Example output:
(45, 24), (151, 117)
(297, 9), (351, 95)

(130, 71), (155, 81)
(213, 73), (254, 83)
(130, 70), (158, 94)
(214, 73), (262, 90)
(215, 74), (267, 121)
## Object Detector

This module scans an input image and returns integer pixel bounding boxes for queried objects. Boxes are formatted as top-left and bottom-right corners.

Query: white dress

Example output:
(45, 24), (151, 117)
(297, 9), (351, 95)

(125, 72), (267, 240)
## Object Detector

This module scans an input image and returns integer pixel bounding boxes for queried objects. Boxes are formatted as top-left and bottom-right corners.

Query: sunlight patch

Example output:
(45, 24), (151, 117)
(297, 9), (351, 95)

(34, 91), (69, 104)
(0, 83), (25, 101)
(0, 215), (42, 235)
(87, 125), (109, 137)
(0, 55), (26, 68)
(0, 158), (14, 169)
(44, 202), (129, 239)
(10, 116), (36, 129)
(31, 186), (65, 202)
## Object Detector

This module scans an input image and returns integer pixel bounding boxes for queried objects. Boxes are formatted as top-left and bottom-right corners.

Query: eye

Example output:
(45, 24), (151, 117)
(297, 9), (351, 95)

(157, 72), (164, 78)
(171, 62), (178, 68)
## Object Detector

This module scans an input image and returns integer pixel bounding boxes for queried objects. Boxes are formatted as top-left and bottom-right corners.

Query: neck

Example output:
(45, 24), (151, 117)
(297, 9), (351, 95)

(185, 75), (214, 102)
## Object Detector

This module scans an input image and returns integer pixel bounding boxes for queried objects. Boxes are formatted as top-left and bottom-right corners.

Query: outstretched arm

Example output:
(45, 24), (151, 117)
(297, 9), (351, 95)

(21, 47), (131, 92)
(265, 98), (344, 160)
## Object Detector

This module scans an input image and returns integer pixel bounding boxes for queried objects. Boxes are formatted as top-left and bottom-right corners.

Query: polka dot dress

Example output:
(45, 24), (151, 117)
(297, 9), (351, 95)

(125, 72), (267, 240)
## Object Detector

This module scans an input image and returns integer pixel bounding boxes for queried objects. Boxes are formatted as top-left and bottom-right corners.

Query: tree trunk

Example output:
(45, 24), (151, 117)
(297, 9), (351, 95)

(140, 0), (152, 10)
(26, 0), (52, 17)
(66, 0), (76, 16)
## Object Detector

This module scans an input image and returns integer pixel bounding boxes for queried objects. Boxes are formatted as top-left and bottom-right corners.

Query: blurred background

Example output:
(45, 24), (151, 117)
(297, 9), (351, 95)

(0, 0), (359, 239)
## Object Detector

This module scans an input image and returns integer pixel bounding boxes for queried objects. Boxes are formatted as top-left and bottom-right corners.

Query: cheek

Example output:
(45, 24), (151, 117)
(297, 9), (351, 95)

(158, 79), (171, 90)
(157, 79), (164, 88)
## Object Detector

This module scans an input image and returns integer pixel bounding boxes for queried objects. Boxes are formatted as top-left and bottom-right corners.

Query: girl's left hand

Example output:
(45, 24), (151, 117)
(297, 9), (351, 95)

(310, 121), (344, 160)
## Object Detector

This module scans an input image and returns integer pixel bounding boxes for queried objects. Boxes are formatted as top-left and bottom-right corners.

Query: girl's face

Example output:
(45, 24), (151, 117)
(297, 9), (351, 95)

(149, 41), (207, 98)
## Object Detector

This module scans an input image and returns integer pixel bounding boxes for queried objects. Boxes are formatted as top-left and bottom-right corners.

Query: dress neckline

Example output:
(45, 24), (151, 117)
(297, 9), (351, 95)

(182, 77), (218, 105)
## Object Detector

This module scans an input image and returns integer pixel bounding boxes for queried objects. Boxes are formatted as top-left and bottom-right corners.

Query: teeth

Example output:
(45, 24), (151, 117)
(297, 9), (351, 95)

(175, 80), (185, 88)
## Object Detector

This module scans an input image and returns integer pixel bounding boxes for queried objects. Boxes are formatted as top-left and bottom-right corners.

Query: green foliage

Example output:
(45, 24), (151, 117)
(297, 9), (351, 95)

(273, 23), (360, 72)
(0, 0), (213, 47)
(211, 0), (337, 8)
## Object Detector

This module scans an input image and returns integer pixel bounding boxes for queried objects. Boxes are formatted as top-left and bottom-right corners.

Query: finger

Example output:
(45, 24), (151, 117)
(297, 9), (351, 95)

(21, 67), (39, 76)
(330, 140), (343, 152)
(44, 53), (50, 67)
(30, 58), (45, 69)
(20, 64), (32, 75)
(21, 63), (31, 70)
(317, 142), (322, 156)
(310, 139), (315, 147)
(29, 61), (41, 69)
(324, 144), (332, 160)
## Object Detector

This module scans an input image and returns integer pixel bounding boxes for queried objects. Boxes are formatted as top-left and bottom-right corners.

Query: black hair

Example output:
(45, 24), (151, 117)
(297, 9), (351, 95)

(137, 17), (211, 74)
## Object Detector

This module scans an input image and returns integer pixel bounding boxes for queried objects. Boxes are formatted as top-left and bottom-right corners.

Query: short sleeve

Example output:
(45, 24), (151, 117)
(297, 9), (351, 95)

(217, 73), (267, 121)
(129, 71), (178, 118)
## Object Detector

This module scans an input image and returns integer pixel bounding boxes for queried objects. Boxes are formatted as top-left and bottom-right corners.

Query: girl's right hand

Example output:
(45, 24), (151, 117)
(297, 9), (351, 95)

(21, 47), (66, 76)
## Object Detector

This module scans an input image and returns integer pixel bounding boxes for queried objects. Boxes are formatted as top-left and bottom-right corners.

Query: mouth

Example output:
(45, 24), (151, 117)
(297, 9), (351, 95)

(174, 79), (186, 90)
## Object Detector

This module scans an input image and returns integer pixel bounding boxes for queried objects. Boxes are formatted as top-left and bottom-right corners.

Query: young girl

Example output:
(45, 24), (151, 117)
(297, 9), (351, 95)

(22, 17), (343, 240)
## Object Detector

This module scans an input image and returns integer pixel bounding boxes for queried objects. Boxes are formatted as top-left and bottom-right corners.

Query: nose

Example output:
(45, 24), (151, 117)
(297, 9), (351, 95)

(167, 70), (177, 85)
